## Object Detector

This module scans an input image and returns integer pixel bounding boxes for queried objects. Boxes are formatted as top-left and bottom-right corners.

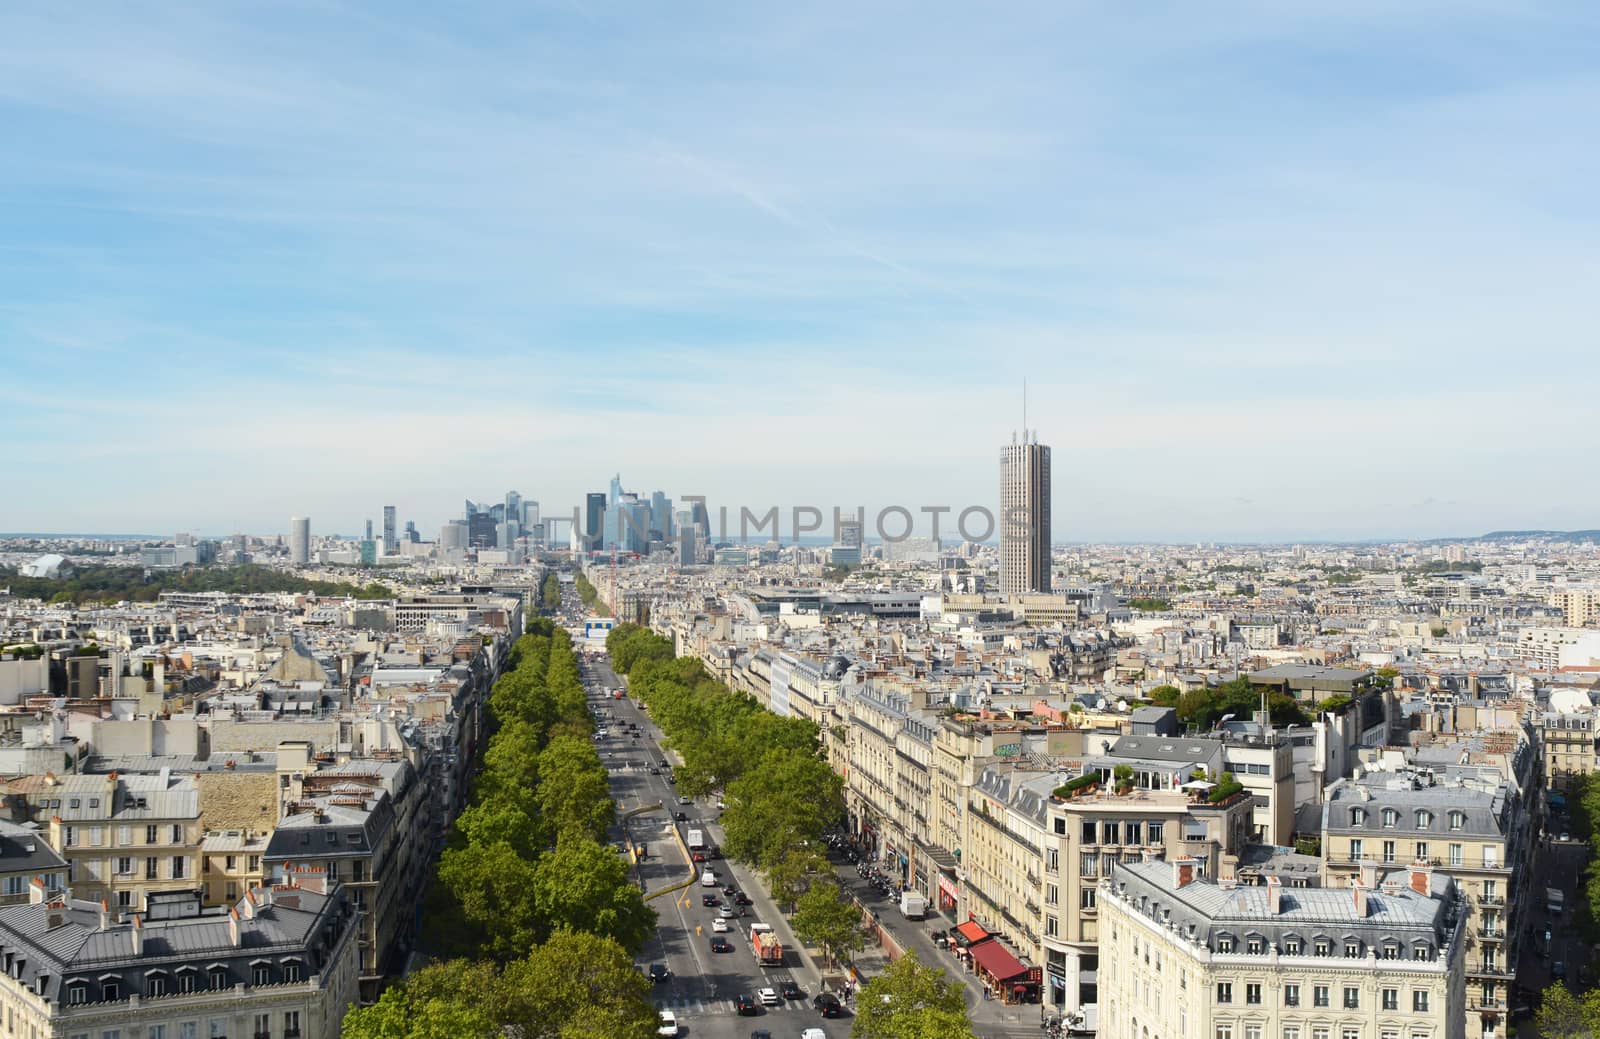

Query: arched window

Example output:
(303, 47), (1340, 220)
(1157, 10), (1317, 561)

(1449, 811), (1466, 831)
(1350, 807), (1366, 825)
(1382, 809), (1398, 828)
(1415, 810), (1433, 829)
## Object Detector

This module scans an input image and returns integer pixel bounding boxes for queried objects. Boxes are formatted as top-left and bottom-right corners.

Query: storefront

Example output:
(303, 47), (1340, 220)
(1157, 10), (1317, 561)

(937, 874), (960, 912)
(969, 937), (1039, 1004)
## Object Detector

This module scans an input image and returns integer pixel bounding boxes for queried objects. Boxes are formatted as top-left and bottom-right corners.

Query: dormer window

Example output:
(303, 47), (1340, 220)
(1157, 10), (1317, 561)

(1415, 810), (1433, 829)
(65, 980), (89, 1005)
(145, 971), (168, 998)
(1284, 935), (1302, 955)
(1382, 809), (1398, 828)
(1412, 942), (1432, 960)
(208, 966), (229, 991)
(1449, 811), (1466, 831)
(1246, 934), (1265, 954)
(1217, 933), (1236, 953)
(100, 977), (121, 1001)
(1350, 807), (1366, 825)
(282, 960), (302, 983)
(253, 962), (272, 986)
(1314, 936), (1331, 956)
(1345, 939), (1362, 958)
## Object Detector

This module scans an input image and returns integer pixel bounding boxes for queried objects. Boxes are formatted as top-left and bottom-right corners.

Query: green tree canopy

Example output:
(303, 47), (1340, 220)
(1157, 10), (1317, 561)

(791, 878), (866, 967)
(851, 949), (976, 1039)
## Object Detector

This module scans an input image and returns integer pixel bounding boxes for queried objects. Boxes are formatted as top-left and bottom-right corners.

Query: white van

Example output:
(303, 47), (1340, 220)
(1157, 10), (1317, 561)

(700, 869), (717, 887)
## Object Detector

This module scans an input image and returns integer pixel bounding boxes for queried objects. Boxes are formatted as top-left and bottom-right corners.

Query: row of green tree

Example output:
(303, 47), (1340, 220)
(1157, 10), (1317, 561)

(574, 571), (607, 615)
(1, 563), (393, 605)
(344, 618), (657, 1038)
(607, 623), (980, 1038)
(539, 572), (561, 613)
(1147, 676), (1311, 728)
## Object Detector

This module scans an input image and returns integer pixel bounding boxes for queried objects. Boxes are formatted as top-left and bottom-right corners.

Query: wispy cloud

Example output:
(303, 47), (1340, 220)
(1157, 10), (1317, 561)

(0, 1), (1596, 537)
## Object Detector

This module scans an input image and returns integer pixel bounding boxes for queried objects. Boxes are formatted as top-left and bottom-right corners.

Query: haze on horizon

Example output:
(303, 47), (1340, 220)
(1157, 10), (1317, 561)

(1, 3), (1596, 542)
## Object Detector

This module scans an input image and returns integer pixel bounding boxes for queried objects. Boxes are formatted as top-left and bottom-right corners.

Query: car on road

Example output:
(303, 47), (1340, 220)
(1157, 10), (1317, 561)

(692, 851), (706, 863)
(1561, 831), (1571, 842)
(780, 980), (802, 1000)
(657, 1009), (678, 1036)
(649, 767), (659, 775)
(723, 883), (737, 896)
(1555, 961), (1568, 980)
(750, 1031), (773, 1039)
(735, 993), (758, 1015)
(814, 993), (842, 1017)
(702, 894), (720, 907)
(757, 987), (779, 1006)
(710, 936), (732, 952)
(801, 1030), (827, 1039)
(734, 892), (752, 905)
(678, 795), (691, 805)
(674, 811), (688, 822)
(648, 964), (670, 984)
(720, 904), (735, 918)
(712, 917), (729, 932)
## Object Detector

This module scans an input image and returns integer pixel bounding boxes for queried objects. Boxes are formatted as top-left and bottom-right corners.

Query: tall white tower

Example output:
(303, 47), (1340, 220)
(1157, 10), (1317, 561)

(999, 432), (1051, 596)
(289, 517), (311, 565)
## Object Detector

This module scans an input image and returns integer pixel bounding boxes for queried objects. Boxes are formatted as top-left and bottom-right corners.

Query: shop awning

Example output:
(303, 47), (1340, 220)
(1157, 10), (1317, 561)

(954, 921), (992, 947)
(970, 939), (1029, 982)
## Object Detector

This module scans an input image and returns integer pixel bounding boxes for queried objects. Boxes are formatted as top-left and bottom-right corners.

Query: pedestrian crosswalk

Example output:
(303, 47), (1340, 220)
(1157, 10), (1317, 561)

(652, 994), (837, 1016)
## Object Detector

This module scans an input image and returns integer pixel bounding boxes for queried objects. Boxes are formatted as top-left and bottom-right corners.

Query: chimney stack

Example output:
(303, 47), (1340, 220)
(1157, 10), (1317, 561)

(1172, 856), (1197, 889)
(130, 915), (143, 956)
(227, 908), (241, 947)
(1352, 881), (1370, 918)
(1359, 861), (1378, 890)
(98, 900), (110, 931)
(1266, 874), (1282, 914)
(1410, 861), (1433, 896)
(28, 877), (47, 905)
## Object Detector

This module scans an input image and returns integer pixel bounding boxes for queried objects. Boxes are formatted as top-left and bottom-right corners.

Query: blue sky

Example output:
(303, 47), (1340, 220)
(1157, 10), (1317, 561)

(1, 2), (1596, 541)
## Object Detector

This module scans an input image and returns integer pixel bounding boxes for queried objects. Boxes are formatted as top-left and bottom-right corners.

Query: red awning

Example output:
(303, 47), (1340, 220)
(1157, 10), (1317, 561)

(970, 939), (1029, 982)
(955, 920), (991, 946)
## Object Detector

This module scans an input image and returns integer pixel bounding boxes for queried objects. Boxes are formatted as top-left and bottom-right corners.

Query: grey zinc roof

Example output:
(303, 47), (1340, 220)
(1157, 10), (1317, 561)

(0, 821), (67, 876)
(1321, 776), (1510, 838)
(1110, 859), (1456, 952)
(0, 888), (346, 1004)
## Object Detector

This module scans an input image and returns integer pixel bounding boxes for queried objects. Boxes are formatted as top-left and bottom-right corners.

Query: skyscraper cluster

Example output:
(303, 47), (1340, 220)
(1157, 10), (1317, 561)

(586, 474), (700, 564)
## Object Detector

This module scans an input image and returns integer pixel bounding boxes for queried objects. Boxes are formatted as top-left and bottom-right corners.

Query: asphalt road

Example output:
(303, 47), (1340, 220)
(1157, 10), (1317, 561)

(573, 629), (854, 1039)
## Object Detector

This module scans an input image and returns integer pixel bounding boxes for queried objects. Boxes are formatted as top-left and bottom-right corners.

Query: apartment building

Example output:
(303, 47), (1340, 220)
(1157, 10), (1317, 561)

(0, 772), (203, 913)
(1098, 728), (1296, 845)
(1547, 587), (1600, 628)
(1099, 857), (1466, 1039)
(0, 821), (66, 906)
(201, 828), (270, 905)
(1321, 767), (1531, 1038)
(1043, 768), (1254, 1011)
(0, 880), (358, 1039)
(1538, 709), (1599, 790)
(264, 759), (426, 1002)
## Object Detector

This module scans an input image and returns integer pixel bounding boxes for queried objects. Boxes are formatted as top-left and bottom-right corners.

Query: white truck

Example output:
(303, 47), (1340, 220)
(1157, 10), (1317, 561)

(899, 891), (928, 919)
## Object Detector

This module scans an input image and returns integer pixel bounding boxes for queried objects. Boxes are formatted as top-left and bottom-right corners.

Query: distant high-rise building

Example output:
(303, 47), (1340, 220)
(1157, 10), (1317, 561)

(404, 520), (419, 543)
(364, 518), (373, 542)
(676, 511), (698, 565)
(603, 500), (650, 555)
(999, 431), (1051, 596)
(358, 540), (377, 566)
(440, 520), (468, 551)
(467, 512), (497, 549)
(506, 491), (522, 532)
(521, 500), (540, 530)
(289, 517), (311, 565)
(584, 493), (607, 551)
(609, 473), (624, 506)
(690, 499), (711, 536)
(649, 491), (673, 540)
(382, 506), (397, 554)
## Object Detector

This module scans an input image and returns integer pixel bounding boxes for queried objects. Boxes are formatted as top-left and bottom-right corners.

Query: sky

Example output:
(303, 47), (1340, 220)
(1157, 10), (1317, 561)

(1, 2), (1597, 542)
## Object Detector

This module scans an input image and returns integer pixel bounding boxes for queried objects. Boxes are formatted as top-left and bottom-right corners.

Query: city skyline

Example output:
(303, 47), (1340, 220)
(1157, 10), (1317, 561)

(4, 4), (1599, 539)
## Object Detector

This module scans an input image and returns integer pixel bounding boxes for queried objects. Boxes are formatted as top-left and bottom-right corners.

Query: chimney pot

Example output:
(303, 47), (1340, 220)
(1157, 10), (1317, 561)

(1409, 861), (1433, 896)
(1172, 856), (1197, 889)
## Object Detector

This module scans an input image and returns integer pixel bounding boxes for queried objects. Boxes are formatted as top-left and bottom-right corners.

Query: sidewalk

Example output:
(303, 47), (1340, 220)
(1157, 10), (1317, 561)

(832, 855), (1044, 1038)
